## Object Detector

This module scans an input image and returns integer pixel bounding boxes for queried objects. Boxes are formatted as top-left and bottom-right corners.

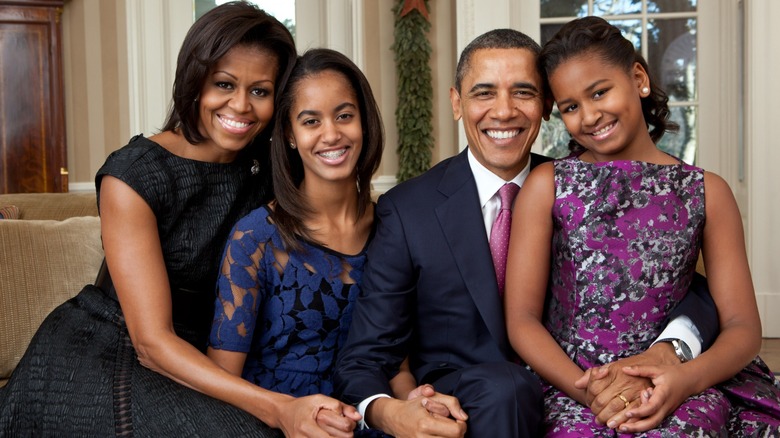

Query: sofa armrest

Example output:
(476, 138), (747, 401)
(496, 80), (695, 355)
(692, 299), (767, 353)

(0, 216), (103, 382)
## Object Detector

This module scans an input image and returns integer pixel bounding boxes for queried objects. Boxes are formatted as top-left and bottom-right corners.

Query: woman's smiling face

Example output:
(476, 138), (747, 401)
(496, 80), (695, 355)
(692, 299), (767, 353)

(197, 44), (279, 162)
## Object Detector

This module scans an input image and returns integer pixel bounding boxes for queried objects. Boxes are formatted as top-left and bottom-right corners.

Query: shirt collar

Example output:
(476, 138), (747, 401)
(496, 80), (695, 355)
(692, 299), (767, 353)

(467, 148), (531, 209)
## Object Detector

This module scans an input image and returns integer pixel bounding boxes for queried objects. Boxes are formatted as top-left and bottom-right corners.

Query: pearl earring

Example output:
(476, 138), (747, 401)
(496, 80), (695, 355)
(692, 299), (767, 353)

(289, 142), (296, 149)
(642, 87), (649, 95)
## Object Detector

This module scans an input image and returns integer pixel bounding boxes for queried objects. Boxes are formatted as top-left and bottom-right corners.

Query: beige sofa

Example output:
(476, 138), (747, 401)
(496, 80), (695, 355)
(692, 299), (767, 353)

(0, 193), (103, 387)
(0, 191), (709, 390)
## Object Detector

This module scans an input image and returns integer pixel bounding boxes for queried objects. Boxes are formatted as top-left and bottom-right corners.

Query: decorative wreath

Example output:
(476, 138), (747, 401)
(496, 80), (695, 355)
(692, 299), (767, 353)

(392, 0), (433, 182)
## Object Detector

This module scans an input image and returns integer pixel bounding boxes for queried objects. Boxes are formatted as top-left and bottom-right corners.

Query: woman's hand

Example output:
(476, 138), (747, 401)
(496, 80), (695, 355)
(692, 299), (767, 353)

(574, 360), (652, 426)
(573, 343), (681, 429)
(614, 364), (697, 433)
(279, 394), (360, 438)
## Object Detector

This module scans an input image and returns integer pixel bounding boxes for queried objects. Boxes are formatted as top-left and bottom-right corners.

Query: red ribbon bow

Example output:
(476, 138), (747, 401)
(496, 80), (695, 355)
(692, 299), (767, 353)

(400, 0), (429, 20)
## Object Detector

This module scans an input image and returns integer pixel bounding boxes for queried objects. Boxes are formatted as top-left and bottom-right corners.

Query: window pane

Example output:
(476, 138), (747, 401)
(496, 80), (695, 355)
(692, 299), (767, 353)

(648, 18), (697, 102)
(540, 0), (588, 19)
(194, 0), (296, 37)
(657, 105), (697, 163)
(194, 0), (217, 19)
(540, 108), (572, 159)
(541, 23), (565, 45)
(594, 0), (642, 16)
(648, 0), (697, 13)
(609, 19), (642, 51)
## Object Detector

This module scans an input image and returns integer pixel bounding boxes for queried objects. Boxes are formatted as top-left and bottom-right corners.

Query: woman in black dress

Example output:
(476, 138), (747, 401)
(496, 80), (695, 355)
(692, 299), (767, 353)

(0, 3), (321, 436)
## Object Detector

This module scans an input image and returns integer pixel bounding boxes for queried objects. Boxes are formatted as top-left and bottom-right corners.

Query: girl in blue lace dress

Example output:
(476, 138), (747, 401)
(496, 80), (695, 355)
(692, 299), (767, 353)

(505, 16), (780, 437)
(208, 48), (417, 437)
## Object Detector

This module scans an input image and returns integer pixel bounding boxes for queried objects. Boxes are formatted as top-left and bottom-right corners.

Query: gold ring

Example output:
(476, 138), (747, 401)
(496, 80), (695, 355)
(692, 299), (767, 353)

(617, 394), (630, 409)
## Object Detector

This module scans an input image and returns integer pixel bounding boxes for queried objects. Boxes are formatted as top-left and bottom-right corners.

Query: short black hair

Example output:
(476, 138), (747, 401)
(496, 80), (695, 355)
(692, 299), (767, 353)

(455, 28), (542, 93)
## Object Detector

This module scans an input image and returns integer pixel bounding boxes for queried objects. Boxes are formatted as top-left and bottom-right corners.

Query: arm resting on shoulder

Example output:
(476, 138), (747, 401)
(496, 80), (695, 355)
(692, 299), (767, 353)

(102, 177), (359, 436)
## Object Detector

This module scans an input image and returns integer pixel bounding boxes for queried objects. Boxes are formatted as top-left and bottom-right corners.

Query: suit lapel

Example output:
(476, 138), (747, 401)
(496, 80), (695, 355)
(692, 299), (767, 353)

(435, 151), (510, 354)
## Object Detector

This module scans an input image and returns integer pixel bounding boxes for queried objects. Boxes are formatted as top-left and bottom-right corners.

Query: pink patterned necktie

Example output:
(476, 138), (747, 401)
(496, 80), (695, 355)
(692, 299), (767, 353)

(489, 182), (520, 295)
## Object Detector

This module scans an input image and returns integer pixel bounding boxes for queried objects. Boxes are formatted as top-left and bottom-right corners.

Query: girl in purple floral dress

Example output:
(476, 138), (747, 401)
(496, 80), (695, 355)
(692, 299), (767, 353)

(505, 16), (780, 437)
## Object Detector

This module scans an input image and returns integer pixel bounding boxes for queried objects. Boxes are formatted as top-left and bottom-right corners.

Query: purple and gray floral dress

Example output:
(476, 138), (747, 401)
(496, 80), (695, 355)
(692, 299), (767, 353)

(542, 155), (780, 437)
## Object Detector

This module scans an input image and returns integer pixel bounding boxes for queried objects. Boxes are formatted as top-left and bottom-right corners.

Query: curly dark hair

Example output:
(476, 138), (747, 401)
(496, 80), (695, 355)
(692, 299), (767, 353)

(539, 16), (678, 147)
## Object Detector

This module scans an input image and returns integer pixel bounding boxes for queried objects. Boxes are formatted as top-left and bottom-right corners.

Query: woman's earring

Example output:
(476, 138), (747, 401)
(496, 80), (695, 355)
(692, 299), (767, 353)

(289, 142), (296, 149)
(641, 87), (650, 95)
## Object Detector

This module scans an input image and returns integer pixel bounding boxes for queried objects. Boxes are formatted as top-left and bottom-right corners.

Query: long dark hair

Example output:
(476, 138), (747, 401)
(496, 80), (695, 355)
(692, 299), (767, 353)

(539, 16), (678, 146)
(271, 48), (384, 252)
(161, 1), (297, 147)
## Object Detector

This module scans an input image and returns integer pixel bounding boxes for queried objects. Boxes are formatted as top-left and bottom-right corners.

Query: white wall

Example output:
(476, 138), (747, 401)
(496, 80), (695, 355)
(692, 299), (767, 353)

(745, 1), (780, 337)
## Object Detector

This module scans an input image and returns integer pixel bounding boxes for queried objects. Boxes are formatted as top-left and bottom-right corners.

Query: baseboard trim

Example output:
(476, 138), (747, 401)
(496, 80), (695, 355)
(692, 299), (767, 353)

(68, 182), (96, 193)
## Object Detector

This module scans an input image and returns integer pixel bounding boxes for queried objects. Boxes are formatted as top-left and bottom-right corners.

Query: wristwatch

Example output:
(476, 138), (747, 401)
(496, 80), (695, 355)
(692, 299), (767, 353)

(659, 338), (693, 363)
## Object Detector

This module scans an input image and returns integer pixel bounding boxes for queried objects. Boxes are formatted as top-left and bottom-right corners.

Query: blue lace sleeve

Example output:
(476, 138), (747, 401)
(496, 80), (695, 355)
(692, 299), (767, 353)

(209, 210), (269, 352)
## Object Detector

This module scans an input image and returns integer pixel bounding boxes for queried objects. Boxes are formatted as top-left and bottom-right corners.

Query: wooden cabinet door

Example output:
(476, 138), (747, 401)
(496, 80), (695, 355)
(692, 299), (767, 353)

(0, 1), (66, 193)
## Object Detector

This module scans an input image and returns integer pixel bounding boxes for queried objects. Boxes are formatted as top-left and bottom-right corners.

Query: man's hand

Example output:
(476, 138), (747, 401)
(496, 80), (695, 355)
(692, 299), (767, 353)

(573, 343), (680, 428)
(406, 384), (455, 418)
(366, 395), (467, 438)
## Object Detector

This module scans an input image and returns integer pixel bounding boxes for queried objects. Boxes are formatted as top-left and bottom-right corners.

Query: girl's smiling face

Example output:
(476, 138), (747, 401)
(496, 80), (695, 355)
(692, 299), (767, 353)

(288, 70), (363, 185)
(549, 53), (654, 162)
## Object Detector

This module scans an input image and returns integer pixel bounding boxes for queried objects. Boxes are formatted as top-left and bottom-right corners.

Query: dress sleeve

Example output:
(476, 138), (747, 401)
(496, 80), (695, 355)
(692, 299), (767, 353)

(209, 212), (268, 352)
(94, 136), (169, 216)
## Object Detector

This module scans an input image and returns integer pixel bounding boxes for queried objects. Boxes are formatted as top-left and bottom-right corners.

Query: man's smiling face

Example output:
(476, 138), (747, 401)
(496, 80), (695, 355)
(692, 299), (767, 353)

(450, 47), (544, 180)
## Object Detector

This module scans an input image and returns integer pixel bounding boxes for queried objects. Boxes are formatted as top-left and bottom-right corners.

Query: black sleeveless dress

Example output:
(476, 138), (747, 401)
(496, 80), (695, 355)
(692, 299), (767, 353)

(0, 135), (281, 437)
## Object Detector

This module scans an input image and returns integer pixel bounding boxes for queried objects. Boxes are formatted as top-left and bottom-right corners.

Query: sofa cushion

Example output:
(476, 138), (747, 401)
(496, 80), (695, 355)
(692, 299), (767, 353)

(0, 205), (19, 219)
(0, 216), (103, 381)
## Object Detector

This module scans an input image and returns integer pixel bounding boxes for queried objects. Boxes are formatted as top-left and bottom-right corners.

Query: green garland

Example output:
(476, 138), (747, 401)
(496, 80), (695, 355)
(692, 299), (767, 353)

(392, 0), (433, 182)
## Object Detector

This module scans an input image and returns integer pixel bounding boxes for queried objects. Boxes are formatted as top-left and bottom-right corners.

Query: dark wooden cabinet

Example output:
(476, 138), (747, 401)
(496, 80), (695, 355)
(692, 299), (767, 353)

(0, 0), (66, 193)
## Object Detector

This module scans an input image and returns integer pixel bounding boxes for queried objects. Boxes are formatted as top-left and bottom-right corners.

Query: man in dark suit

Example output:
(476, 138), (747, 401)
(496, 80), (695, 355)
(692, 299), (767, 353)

(334, 28), (716, 437)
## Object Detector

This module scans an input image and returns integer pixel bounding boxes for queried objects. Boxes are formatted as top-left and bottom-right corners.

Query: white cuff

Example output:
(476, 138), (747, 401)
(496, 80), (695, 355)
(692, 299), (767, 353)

(653, 315), (703, 358)
(357, 394), (391, 429)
